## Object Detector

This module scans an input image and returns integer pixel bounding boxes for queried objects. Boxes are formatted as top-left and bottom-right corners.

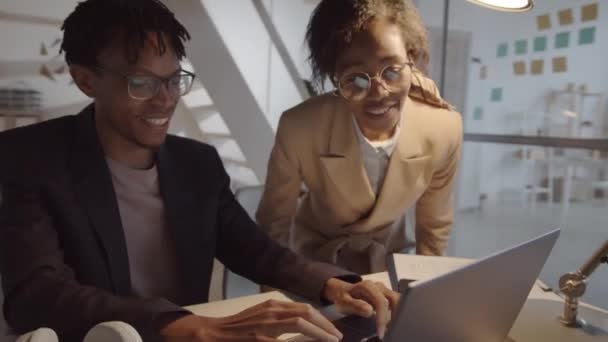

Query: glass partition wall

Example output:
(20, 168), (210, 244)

(417, 0), (608, 309)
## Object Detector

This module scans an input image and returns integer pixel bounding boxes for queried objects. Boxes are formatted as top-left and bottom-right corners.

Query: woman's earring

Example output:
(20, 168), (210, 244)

(331, 89), (340, 97)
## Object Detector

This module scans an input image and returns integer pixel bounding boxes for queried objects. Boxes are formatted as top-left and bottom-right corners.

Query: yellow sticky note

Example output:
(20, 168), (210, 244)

(581, 3), (598, 22)
(531, 59), (544, 75)
(513, 61), (526, 75)
(558, 9), (573, 26)
(553, 57), (568, 73)
(537, 14), (551, 30)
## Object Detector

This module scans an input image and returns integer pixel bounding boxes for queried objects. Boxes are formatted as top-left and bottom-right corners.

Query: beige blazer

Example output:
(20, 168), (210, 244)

(257, 74), (463, 274)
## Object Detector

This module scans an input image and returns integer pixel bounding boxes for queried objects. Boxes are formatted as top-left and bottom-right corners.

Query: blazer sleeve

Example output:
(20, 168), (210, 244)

(0, 181), (187, 342)
(414, 114), (463, 255)
(255, 114), (303, 247)
(212, 149), (358, 302)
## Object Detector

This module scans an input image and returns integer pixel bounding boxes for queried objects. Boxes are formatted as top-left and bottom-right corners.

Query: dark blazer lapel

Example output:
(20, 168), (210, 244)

(69, 105), (132, 295)
(156, 144), (209, 304)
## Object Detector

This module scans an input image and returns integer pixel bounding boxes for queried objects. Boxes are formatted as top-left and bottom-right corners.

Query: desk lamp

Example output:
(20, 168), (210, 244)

(559, 240), (608, 329)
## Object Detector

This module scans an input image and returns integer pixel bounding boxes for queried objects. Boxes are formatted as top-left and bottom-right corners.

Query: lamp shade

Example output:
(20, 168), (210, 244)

(467, 0), (534, 12)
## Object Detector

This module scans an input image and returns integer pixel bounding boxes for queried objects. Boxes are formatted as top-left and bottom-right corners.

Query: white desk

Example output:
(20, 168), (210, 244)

(186, 255), (608, 341)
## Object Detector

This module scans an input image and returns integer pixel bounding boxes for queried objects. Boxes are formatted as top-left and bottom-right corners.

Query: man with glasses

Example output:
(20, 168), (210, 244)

(257, 0), (462, 275)
(0, 0), (401, 341)
(90, 65), (196, 101)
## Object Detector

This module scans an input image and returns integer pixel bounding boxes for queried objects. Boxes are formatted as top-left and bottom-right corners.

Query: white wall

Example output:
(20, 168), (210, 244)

(269, 0), (317, 79)
(201, 0), (304, 131)
(0, 0), (76, 21)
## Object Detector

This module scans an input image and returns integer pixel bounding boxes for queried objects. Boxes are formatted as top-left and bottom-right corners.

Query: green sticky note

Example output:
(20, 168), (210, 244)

(555, 32), (570, 48)
(515, 40), (528, 55)
(473, 107), (483, 120)
(579, 27), (595, 45)
(533, 36), (547, 52)
(497, 43), (508, 58)
(491, 88), (503, 102)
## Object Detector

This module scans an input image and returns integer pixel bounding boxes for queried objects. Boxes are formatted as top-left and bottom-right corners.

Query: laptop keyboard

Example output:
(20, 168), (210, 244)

(332, 315), (380, 342)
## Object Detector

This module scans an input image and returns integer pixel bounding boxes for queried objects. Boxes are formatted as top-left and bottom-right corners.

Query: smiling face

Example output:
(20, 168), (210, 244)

(92, 32), (181, 151)
(334, 18), (413, 140)
(70, 30), (182, 168)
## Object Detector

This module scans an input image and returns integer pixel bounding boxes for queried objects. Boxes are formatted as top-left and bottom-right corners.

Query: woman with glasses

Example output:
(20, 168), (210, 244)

(257, 0), (463, 274)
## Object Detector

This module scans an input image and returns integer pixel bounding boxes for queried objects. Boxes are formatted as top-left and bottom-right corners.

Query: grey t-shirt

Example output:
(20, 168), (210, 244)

(106, 157), (181, 303)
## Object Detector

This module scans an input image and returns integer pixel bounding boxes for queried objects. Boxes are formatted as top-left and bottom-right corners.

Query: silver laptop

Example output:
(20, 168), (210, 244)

(321, 228), (561, 342)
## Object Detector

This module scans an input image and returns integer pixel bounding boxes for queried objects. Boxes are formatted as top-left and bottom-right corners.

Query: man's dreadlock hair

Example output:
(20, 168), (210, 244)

(60, 0), (190, 66)
(306, 0), (429, 90)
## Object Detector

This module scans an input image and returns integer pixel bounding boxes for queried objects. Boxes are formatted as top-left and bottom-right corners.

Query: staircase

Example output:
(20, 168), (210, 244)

(0, 0), (312, 189)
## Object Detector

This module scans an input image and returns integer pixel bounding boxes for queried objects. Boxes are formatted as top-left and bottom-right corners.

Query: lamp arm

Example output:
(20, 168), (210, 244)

(579, 240), (608, 279)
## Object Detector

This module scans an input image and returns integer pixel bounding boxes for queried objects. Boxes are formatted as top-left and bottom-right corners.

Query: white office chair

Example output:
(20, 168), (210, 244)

(12, 330), (58, 342)
(82, 322), (141, 342)
(0, 293), (139, 342)
(0, 310), (58, 342)
(222, 185), (264, 299)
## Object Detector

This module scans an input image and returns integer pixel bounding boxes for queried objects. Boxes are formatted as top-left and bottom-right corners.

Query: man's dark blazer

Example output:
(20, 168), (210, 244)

(0, 105), (354, 341)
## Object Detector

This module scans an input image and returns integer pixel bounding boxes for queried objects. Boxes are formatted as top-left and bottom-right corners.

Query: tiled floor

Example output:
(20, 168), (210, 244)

(448, 200), (608, 310)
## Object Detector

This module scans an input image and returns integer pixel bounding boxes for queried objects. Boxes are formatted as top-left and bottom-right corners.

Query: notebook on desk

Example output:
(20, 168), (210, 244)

(295, 228), (560, 342)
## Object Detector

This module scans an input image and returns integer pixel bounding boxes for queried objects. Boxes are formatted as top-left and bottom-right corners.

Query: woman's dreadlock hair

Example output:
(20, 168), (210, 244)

(60, 0), (191, 66)
(305, 0), (429, 90)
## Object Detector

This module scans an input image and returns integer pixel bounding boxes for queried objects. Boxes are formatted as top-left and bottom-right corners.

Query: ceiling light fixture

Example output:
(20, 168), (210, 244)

(467, 0), (534, 12)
